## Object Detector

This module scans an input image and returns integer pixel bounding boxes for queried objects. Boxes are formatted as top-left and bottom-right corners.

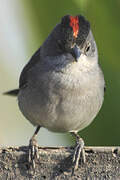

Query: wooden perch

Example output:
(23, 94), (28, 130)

(0, 146), (120, 179)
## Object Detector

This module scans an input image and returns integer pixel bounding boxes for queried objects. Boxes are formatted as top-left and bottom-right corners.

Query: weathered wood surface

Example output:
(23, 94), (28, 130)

(0, 146), (120, 180)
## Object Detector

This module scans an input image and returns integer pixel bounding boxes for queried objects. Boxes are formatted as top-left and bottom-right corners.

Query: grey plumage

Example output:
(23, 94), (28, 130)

(4, 15), (105, 173)
(18, 30), (105, 133)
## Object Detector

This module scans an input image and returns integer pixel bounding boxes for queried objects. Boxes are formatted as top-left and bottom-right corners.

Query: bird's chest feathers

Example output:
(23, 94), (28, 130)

(48, 63), (100, 97)
(39, 60), (103, 115)
(41, 65), (103, 132)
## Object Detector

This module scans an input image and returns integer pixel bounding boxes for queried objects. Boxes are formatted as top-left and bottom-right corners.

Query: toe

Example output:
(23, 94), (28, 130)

(28, 137), (39, 168)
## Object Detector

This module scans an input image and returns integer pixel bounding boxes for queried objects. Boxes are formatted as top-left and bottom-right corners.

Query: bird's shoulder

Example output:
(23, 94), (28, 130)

(19, 47), (41, 89)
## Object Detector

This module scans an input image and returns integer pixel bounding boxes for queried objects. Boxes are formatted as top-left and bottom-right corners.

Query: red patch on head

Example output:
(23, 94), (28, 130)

(69, 16), (79, 38)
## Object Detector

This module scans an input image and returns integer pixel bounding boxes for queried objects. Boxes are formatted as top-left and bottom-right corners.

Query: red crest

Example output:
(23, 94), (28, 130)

(69, 16), (79, 38)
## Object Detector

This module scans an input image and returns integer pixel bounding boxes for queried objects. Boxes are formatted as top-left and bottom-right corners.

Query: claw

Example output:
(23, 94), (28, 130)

(71, 132), (85, 175)
(28, 137), (39, 169)
(28, 126), (41, 170)
(81, 147), (86, 163)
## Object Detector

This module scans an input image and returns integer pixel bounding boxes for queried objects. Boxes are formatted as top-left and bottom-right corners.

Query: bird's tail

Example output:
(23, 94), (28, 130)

(3, 89), (19, 96)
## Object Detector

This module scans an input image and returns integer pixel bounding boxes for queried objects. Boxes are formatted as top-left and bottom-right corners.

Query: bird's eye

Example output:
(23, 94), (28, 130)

(86, 45), (90, 52)
(85, 43), (91, 52)
(84, 42), (91, 56)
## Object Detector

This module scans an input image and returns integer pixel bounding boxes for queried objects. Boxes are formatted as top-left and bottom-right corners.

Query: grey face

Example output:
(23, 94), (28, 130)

(41, 16), (98, 67)
(69, 30), (98, 63)
(82, 31), (97, 58)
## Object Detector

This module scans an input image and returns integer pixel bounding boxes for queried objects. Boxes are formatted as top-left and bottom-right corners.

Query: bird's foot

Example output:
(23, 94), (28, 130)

(28, 136), (39, 169)
(71, 134), (86, 175)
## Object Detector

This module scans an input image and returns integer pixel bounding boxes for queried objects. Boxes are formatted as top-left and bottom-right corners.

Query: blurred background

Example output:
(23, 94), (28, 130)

(0, 0), (120, 147)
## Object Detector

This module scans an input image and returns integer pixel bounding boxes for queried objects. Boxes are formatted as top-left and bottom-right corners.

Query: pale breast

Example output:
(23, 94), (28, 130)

(18, 60), (105, 133)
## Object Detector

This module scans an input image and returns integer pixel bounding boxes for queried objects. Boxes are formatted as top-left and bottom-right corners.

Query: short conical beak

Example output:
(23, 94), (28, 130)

(71, 45), (81, 62)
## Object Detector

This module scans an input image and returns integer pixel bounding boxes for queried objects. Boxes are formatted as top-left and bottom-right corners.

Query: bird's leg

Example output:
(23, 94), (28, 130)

(28, 125), (41, 169)
(71, 132), (86, 174)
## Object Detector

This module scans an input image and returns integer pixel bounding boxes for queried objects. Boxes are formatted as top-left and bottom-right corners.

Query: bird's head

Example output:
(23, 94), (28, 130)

(41, 15), (98, 67)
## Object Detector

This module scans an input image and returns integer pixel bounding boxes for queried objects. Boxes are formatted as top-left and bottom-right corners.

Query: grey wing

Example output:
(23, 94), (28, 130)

(19, 47), (41, 89)
(3, 48), (41, 97)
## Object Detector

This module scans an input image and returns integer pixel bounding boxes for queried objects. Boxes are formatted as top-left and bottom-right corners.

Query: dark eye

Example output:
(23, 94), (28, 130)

(85, 42), (91, 55)
(85, 42), (95, 57)
(86, 45), (90, 52)
(86, 43), (91, 51)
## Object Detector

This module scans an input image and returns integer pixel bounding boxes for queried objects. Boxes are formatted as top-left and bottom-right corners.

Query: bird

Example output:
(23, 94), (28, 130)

(4, 14), (105, 174)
